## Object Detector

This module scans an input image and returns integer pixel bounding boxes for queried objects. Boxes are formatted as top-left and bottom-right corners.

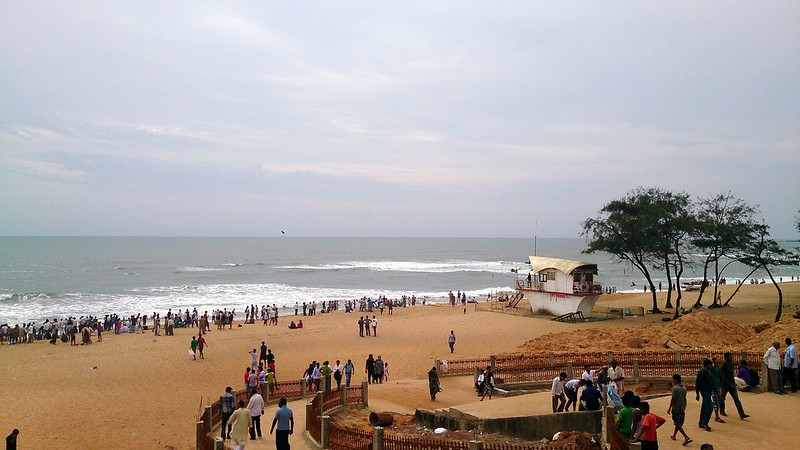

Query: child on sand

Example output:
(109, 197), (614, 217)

(190, 336), (198, 360)
(197, 335), (206, 359)
(635, 401), (665, 450)
(668, 374), (692, 446)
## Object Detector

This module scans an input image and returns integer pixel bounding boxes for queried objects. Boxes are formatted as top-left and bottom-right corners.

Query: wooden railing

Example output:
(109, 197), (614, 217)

(438, 350), (763, 384)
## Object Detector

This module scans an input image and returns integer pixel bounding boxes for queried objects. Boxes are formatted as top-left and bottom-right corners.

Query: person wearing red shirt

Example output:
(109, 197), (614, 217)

(636, 401), (666, 450)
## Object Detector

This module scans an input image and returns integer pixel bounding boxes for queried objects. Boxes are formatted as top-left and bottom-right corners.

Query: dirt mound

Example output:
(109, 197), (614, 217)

(519, 311), (757, 352)
(744, 318), (800, 352)
(551, 431), (601, 450)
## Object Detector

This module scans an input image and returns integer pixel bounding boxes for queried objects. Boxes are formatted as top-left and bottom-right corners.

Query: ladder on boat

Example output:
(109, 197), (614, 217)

(553, 311), (585, 323)
(506, 292), (524, 308)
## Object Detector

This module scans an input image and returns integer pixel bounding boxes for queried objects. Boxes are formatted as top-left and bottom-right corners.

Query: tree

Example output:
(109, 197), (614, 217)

(690, 194), (759, 308)
(583, 188), (669, 313)
(649, 190), (693, 312)
(738, 224), (800, 322)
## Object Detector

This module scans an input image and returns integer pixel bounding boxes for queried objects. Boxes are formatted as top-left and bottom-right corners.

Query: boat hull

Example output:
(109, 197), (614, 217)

(523, 290), (599, 317)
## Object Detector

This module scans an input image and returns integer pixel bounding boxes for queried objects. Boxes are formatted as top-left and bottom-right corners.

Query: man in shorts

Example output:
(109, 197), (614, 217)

(668, 374), (692, 446)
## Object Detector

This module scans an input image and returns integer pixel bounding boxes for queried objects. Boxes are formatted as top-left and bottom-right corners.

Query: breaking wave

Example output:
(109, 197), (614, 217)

(275, 260), (524, 274)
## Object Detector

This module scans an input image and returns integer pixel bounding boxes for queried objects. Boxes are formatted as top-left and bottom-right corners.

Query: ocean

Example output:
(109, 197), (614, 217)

(1, 237), (798, 324)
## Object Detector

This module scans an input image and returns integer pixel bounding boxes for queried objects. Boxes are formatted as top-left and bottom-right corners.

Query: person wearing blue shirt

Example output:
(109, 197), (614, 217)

(580, 381), (602, 411)
(270, 397), (294, 450)
(784, 338), (798, 392)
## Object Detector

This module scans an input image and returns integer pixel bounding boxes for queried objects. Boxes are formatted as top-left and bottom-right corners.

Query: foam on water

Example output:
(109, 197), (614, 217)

(0, 283), (513, 324)
(276, 260), (524, 274)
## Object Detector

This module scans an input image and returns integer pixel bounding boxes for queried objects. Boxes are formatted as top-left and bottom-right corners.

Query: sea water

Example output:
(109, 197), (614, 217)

(1, 237), (798, 323)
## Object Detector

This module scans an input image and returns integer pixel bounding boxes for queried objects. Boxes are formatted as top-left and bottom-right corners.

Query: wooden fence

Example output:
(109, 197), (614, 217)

(439, 350), (763, 384)
(196, 377), (319, 450)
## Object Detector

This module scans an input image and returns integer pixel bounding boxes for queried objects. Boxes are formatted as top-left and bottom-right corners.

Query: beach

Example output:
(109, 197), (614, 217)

(1, 283), (799, 449)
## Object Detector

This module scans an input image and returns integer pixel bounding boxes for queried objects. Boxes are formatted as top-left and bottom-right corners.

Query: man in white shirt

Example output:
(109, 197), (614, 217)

(563, 378), (583, 411)
(551, 372), (567, 413)
(763, 341), (784, 394)
(247, 391), (265, 439)
(609, 360), (625, 392)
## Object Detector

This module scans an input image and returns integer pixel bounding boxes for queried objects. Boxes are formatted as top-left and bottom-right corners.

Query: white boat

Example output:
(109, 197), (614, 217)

(516, 256), (602, 317)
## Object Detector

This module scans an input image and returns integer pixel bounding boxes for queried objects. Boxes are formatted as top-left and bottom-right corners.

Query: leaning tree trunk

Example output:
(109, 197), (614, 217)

(664, 255), (673, 309)
(642, 265), (660, 313)
(673, 257), (684, 320)
(723, 266), (759, 306)
(710, 257), (721, 308)
(694, 257), (712, 308)
(763, 264), (784, 322)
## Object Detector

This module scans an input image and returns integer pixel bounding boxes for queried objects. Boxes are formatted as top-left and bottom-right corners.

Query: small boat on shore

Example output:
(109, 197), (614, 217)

(516, 256), (602, 317)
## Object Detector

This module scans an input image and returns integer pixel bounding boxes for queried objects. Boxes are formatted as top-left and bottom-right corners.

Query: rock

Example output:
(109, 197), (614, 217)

(752, 321), (770, 333)
(434, 427), (448, 434)
(664, 339), (684, 350)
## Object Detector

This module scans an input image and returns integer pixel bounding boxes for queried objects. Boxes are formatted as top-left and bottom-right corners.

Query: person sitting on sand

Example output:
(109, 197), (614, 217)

(288, 321), (296, 329)
(736, 360), (758, 391)
(296, 320), (303, 329)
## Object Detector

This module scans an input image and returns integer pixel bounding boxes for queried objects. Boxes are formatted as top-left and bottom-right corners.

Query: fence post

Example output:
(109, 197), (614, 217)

(341, 385), (347, 406)
(633, 359), (640, 383)
(213, 437), (224, 450)
(675, 351), (682, 375)
(318, 392), (324, 419)
(196, 421), (205, 450)
(468, 440), (483, 450)
(490, 355), (497, 371)
(203, 406), (212, 439)
(324, 374), (332, 394)
(373, 426), (384, 450)
(261, 382), (270, 403)
(305, 402), (313, 432)
(321, 415), (331, 449)
(300, 379), (306, 397)
(567, 363), (574, 378)
(362, 381), (369, 406)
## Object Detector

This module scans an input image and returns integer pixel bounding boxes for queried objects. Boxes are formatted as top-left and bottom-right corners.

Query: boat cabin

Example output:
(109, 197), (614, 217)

(520, 256), (601, 295)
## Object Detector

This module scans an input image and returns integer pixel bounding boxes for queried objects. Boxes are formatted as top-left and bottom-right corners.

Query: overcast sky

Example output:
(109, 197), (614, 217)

(1, 1), (798, 237)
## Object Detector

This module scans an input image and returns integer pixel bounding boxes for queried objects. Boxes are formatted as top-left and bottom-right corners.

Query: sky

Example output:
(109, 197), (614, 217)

(1, 1), (798, 238)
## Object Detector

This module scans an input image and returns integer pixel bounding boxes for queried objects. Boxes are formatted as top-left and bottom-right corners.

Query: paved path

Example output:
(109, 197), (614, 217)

(227, 398), (313, 450)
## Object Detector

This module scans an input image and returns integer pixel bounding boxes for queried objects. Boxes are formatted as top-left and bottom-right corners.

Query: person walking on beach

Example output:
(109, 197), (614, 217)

(220, 387), (235, 440)
(365, 354), (375, 384)
(719, 352), (749, 419)
(374, 356), (384, 384)
(695, 358), (714, 431)
(371, 315), (377, 337)
(428, 366), (441, 401)
(190, 336), (198, 360)
(635, 401), (665, 450)
(784, 337), (797, 392)
(344, 359), (355, 387)
(668, 374), (692, 446)
(448, 330), (456, 353)
(764, 341), (784, 394)
(247, 391), (264, 440)
(270, 397), (294, 450)
(230, 400), (252, 449)
(259, 341), (268, 367)
(551, 372), (567, 413)
(364, 316), (371, 336)
(358, 317), (364, 337)
(250, 349), (258, 370)
(708, 359), (725, 424)
(197, 334), (207, 359)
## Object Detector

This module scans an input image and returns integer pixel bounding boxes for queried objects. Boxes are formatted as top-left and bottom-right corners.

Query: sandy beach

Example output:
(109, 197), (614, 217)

(1, 283), (799, 449)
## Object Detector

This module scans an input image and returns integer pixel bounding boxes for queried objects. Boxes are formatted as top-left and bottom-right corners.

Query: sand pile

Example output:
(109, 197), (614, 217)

(742, 318), (800, 351)
(551, 431), (601, 450)
(519, 311), (758, 352)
